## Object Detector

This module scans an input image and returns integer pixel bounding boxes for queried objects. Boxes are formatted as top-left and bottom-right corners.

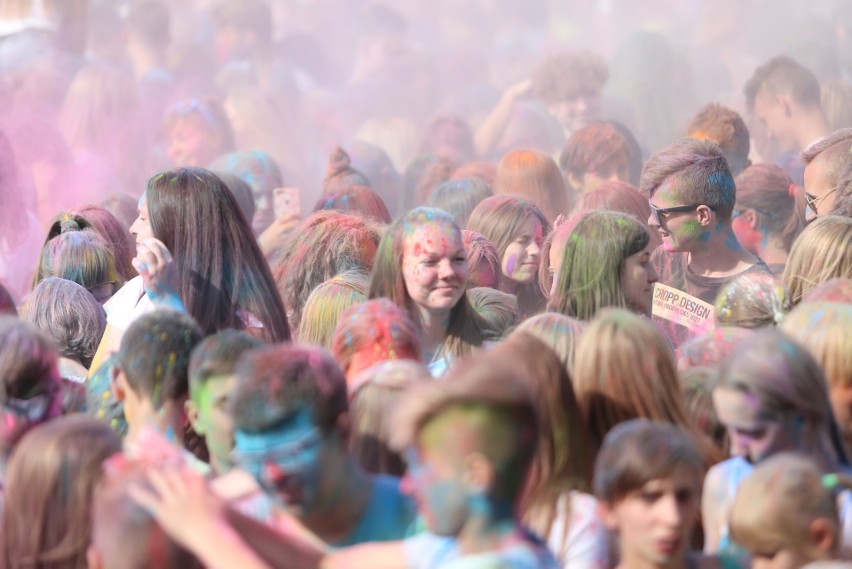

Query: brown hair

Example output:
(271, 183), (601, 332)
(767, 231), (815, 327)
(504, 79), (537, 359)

(686, 103), (750, 176)
(802, 128), (852, 188)
(735, 163), (807, 252)
(640, 137), (736, 222)
(490, 333), (591, 557)
(495, 149), (571, 223)
(532, 52), (608, 103)
(466, 287), (518, 340)
(744, 56), (822, 112)
(783, 216), (852, 304)
(59, 205), (136, 282)
(33, 221), (120, 293)
(462, 230), (500, 289)
(572, 309), (720, 466)
(559, 123), (631, 189)
(0, 416), (121, 569)
(313, 184), (392, 224)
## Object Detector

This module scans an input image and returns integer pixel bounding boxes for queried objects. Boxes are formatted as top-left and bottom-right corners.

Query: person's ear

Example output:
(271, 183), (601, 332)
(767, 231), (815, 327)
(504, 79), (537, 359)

(600, 501), (620, 531)
(743, 209), (759, 230)
(778, 94), (794, 118)
(808, 517), (837, 556)
(185, 398), (204, 435)
(567, 171), (583, 192)
(462, 452), (495, 494)
(697, 205), (714, 226)
(110, 365), (126, 402)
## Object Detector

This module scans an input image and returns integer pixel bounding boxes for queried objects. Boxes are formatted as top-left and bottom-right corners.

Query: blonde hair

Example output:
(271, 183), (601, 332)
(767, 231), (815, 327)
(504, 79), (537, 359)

(513, 312), (585, 373)
(730, 453), (842, 559)
(784, 216), (852, 305)
(494, 149), (571, 224)
(572, 308), (719, 465)
(781, 302), (852, 389)
(298, 270), (370, 348)
(715, 273), (792, 328)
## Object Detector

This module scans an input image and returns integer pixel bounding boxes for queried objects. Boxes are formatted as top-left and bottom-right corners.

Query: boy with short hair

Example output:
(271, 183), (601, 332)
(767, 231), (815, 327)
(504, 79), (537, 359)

(186, 329), (262, 475)
(112, 309), (203, 448)
(391, 356), (559, 568)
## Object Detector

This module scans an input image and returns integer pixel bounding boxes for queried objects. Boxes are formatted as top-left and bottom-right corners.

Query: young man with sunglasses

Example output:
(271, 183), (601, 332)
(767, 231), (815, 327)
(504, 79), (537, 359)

(802, 128), (852, 220)
(642, 138), (771, 347)
(228, 344), (416, 547)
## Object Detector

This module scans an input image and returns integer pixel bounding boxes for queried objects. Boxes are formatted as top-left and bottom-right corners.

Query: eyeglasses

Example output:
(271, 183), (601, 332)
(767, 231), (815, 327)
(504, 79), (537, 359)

(648, 202), (708, 226)
(87, 281), (116, 304)
(804, 187), (839, 216)
(230, 427), (324, 471)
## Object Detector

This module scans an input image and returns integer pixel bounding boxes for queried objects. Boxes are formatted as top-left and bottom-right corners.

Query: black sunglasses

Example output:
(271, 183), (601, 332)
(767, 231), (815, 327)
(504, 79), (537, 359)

(648, 203), (705, 225)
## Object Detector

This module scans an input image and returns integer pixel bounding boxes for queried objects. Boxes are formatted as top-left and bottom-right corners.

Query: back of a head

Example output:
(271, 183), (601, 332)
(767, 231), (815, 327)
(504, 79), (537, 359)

(781, 302), (852, 392)
(214, 171), (256, 227)
(640, 137), (736, 222)
(2, 416), (121, 569)
(231, 344), (348, 434)
(676, 327), (754, 372)
(687, 103), (750, 176)
(0, 316), (59, 405)
(593, 419), (704, 504)
(331, 298), (421, 381)
(313, 184), (392, 224)
(36, 221), (118, 292)
(744, 55), (822, 113)
(322, 147), (371, 195)
(461, 230), (500, 289)
(92, 463), (201, 569)
(466, 287), (518, 341)
(532, 51), (608, 105)
(116, 309), (203, 408)
(188, 329), (263, 400)
(559, 123), (631, 189)
(783, 216), (852, 304)
(391, 354), (538, 502)
(513, 312), (585, 372)
(735, 163), (806, 252)
(428, 177), (492, 229)
(71, 204), (136, 282)
(802, 128), (852, 191)
(20, 277), (106, 369)
(579, 180), (651, 226)
(299, 270), (370, 349)
(714, 273), (792, 329)
(495, 149), (570, 223)
(730, 453), (839, 558)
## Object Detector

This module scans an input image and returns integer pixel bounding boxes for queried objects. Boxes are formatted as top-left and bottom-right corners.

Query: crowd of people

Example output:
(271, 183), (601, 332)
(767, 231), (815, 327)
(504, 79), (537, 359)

(0, 0), (851, 568)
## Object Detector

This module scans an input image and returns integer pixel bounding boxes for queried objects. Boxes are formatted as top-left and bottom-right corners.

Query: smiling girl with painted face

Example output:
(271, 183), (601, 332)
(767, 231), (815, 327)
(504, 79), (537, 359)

(703, 329), (850, 554)
(369, 207), (485, 376)
(467, 195), (550, 319)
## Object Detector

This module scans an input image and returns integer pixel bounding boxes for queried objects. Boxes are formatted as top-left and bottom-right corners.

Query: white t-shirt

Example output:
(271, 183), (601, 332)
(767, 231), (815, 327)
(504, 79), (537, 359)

(104, 275), (154, 332)
(544, 492), (610, 569)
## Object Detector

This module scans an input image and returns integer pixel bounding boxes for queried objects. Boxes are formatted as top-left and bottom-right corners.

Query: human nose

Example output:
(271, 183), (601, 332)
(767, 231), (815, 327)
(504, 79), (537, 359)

(648, 264), (659, 284)
(658, 494), (684, 528)
(527, 241), (541, 259)
(129, 217), (140, 236)
(438, 259), (455, 279)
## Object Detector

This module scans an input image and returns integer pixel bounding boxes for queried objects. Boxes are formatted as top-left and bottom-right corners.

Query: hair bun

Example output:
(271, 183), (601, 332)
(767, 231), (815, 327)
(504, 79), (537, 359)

(327, 147), (352, 177)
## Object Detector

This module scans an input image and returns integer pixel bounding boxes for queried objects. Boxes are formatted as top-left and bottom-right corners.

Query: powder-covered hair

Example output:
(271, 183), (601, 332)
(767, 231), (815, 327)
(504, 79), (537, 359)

(428, 177), (492, 229)
(313, 184), (392, 224)
(552, 211), (649, 320)
(532, 51), (608, 103)
(466, 287), (518, 341)
(272, 211), (380, 331)
(115, 309), (203, 408)
(33, 220), (120, 293)
(331, 298), (421, 381)
(559, 123), (631, 190)
(735, 163), (807, 252)
(495, 150), (571, 224)
(462, 230), (500, 289)
(593, 419), (705, 503)
(686, 103), (750, 176)
(513, 312), (585, 374)
(744, 55), (822, 112)
(640, 137), (736, 222)
(573, 309), (720, 466)
(299, 270), (370, 349)
(730, 453), (842, 558)
(781, 302), (852, 389)
(19, 277), (106, 369)
(783, 216), (852, 304)
(61, 205), (136, 282)
(715, 273), (792, 329)
(451, 161), (497, 188)
(718, 329), (847, 465)
(230, 344), (348, 434)
(467, 195), (551, 317)
(675, 327), (755, 372)
(369, 207), (485, 360)
(322, 146), (371, 195)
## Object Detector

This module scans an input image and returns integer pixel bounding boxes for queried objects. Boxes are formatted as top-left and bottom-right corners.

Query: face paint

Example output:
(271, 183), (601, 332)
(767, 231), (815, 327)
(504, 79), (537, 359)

(500, 217), (543, 286)
(232, 410), (326, 515)
(194, 374), (237, 473)
(401, 220), (468, 316)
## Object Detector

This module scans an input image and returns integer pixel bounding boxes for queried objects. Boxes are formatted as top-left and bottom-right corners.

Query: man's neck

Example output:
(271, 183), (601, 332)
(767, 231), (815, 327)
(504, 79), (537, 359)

(454, 501), (520, 556)
(299, 456), (373, 544)
(686, 225), (758, 278)
(124, 400), (183, 445)
(794, 110), (829, 152)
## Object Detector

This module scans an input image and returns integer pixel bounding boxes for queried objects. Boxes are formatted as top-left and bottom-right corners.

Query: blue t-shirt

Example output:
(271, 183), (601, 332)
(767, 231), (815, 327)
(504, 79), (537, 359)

(333, 475), (418, 547)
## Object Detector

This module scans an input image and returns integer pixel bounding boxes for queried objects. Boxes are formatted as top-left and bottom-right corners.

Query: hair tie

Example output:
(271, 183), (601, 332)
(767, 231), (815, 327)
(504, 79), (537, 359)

(788, 184), (799, 198)
(823, 473), (839, 489)
(59, 219), (80, 234)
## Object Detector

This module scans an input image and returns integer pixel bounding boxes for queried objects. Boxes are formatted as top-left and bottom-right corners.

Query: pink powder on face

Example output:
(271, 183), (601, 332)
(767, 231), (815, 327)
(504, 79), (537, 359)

(505, 254), (517, 276)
